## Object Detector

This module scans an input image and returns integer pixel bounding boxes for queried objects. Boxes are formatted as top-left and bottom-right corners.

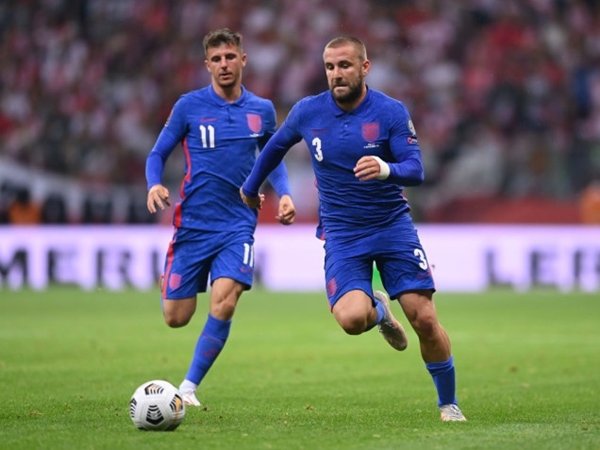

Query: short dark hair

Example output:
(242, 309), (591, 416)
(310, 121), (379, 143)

(324, 36), (367, 61)
(203, 28), (243, 56)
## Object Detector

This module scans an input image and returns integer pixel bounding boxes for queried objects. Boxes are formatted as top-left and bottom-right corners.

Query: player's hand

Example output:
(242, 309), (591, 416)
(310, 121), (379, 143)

(147, 184), (171, 213)
(276, 194), (296, 225)
(239, 187), (265, 209)
(354, 155), (390, 181)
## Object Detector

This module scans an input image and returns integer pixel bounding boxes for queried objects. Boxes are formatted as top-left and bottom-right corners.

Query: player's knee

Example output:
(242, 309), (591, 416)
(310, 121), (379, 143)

(411, 313), (437, 338)
(210, 298), (237, 320)
(163, 311), (192, 328)
(162, 297), (196, 328)
(164, 316), (190, 328)
(335, 311), (367, 335)
(209, 280), (243, 320)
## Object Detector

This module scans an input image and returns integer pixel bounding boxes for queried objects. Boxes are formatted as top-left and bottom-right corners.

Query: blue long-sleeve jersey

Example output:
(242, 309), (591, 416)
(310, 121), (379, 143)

(146, 85), (290, 232)
(243, 88), (424, 238)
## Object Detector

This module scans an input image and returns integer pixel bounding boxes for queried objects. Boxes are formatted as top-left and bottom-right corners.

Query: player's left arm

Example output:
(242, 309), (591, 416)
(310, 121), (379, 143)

(354, 104), (424, 186)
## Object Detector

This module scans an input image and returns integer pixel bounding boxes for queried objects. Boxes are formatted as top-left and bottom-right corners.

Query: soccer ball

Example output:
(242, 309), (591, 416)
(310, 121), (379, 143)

(129, 380), (185, 431)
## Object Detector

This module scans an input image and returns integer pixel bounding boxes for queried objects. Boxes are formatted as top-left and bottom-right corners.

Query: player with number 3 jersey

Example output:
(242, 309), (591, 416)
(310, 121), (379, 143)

(241, 35), (466, 422)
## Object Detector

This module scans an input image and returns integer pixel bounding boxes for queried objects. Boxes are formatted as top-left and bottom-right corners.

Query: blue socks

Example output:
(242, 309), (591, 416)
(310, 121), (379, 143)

(363, 295), (387, 331)
(426, 356), (457, 406)
(185, 314), (231, 385)
(374, 299), (386, 324)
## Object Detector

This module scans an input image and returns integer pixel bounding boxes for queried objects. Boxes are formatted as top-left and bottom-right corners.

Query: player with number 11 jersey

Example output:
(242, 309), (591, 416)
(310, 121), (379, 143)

(145, 29), (295, 409)
(146, 85), (289, 233)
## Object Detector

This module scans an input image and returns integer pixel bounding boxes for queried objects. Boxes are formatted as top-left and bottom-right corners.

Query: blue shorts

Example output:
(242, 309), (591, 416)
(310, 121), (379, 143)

(323, 218), (435, 308)
(161, 228), (255, 300)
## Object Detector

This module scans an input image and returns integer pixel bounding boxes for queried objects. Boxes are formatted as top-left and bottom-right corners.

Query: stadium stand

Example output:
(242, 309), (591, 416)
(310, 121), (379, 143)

(0, 0), (598, 224)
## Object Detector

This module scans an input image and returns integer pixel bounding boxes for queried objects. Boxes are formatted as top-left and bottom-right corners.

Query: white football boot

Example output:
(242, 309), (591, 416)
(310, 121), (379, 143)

(180, 390), (201, 407)
(374, 290), (408, 351)
(439, 404), (467, 422)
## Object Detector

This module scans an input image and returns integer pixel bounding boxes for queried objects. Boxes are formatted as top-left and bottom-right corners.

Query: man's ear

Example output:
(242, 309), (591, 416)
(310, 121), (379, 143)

(362, 59), (371, 76)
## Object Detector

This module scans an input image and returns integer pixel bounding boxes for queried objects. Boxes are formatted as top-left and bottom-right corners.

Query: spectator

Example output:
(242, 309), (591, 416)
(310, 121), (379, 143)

(580, 182), (600, 224)
(82, 194), (113, 224)
(0, 0), (598, 223)
(8, 187), (41, 225)
(41, 193), (68, 224)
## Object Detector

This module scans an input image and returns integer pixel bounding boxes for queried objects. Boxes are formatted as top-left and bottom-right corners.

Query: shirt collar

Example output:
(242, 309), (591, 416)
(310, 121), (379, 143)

(208, 84), (247, 106)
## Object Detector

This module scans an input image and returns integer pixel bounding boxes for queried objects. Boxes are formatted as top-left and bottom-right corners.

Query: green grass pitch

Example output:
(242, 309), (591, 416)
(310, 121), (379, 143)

(0, 288), (598, 450)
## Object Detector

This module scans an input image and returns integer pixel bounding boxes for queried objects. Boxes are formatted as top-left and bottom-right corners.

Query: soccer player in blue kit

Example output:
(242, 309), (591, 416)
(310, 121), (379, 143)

(241, 36), (466, 422)
(146, 28), (296, 407)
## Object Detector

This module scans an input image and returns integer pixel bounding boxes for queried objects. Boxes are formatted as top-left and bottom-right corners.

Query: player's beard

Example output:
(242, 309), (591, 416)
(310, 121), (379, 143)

(330, 76), (364, 106)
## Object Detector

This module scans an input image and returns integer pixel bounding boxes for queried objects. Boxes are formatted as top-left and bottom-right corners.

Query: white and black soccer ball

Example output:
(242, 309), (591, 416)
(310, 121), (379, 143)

(129, 380), (185, 431)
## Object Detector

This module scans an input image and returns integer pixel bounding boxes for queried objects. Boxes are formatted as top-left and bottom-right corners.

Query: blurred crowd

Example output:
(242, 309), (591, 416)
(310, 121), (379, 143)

(1, 0), (599, 224)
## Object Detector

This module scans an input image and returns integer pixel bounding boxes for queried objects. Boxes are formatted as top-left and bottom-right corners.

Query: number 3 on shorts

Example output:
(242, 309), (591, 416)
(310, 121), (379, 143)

(414, 248), (429, 270)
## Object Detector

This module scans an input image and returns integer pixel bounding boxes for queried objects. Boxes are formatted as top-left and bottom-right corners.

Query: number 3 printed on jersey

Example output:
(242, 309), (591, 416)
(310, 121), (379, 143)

(311, 137), (323, 161)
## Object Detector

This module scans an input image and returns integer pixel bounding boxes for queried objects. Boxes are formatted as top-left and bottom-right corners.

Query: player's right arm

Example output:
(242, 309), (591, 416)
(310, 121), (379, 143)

(145, 127), (179, 213)
(147, 184), (171, 213)
(145, 99), (187, 213)
(258, 101), (295, 222)
(241, 104), (303, 207)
